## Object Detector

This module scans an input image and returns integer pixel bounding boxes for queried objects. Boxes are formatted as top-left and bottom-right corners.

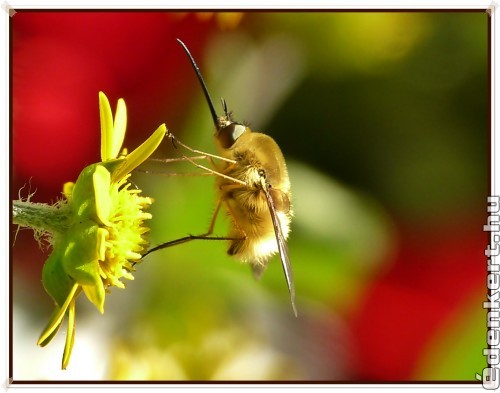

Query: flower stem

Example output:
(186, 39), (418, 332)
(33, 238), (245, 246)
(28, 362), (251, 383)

(12, 200), (71, 235)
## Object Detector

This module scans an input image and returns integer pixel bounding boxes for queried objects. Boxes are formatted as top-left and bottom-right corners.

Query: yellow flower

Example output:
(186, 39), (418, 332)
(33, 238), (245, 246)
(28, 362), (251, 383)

(37, 92), (166, 369)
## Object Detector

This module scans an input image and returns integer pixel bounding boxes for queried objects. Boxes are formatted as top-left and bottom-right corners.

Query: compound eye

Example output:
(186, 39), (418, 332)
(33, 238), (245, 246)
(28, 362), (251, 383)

(218, 123), (246, 148)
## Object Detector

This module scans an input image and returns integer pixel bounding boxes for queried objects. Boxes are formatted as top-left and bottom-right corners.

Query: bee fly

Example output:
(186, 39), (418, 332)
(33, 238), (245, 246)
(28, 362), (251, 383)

(147, 39), (296, 316)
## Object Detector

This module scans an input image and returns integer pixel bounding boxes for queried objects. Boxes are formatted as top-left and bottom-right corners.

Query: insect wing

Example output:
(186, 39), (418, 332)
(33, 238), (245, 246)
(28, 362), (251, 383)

(262, 180), (297, 317)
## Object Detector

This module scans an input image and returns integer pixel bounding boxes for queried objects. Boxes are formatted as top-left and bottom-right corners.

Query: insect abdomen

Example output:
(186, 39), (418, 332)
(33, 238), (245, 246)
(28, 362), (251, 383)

(225, 187), (291, 266)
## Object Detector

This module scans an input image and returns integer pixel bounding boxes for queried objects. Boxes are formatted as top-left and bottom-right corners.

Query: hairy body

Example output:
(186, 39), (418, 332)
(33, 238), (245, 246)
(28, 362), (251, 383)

(147, 39), (298, 315)
(215, 130), (292, 275)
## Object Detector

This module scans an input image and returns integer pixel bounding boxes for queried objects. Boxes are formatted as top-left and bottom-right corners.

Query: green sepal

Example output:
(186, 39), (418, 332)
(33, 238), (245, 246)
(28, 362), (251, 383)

(69, 160), (123, 221)
(42, 241), (75, 308)
(37, 283), (80, 347)
(70, 163), (99, 219)
(62, 221), (106, 313)
(99, 159), (126, 179)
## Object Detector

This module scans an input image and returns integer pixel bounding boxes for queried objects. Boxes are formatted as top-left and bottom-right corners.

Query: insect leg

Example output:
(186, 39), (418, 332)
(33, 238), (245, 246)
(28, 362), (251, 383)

(162, 131), (246, 185)
(218, 183), (248, 238)
(204, 196), (222, 236)
(142, 131), (247, 187)
(135, 170), (215, 177)
(184, 157), (246, 185)
(139, 152), (242, 186)
(136, 155), (213, 176)
(149, 155), (212, 164)
(143, 234), (242, 256)
(143, 197), (244, 257)
(167, 131), (236, 165)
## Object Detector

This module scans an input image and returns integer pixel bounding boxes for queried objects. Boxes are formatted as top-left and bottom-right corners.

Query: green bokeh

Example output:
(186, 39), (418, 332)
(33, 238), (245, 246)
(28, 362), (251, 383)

(123, 11), (487, 380)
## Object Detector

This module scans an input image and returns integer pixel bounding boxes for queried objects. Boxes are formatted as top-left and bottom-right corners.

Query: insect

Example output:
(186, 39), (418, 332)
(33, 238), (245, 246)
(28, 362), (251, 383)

(147, 39), (296, 316)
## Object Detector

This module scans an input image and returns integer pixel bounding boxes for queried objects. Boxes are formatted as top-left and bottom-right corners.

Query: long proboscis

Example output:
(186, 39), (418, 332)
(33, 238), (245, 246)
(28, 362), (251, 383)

(176, 38), (219, 127)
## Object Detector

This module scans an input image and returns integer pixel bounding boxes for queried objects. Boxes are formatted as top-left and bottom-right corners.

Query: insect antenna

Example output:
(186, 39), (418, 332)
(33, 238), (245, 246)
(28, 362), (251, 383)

(221, 97), (230, 119)
(177, 38), (219, 127)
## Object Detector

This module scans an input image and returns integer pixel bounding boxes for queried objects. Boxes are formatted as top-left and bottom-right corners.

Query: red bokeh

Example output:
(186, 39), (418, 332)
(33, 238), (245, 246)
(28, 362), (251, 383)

(11, 12), (487, 381)
(12, 11), (218, 282)
(348, 216), (487, 380)
(12, 11), (217, 202)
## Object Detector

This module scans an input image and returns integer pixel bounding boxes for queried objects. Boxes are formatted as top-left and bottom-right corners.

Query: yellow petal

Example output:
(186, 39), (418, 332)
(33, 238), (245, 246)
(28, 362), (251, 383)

(96, 227), (108, 261)
(36, 309), (62, 348)
(37, 283), (79, 346)
(62, 297), (76, 370)
(111, 98), (127, 160)
(93, 165), (112, 227)
(63, 182), (74, 201)
(82, 280), (106, 314)
(99, 92), (115, 161)
(111, 123), (167, 182)
(118, 147), (128, 159)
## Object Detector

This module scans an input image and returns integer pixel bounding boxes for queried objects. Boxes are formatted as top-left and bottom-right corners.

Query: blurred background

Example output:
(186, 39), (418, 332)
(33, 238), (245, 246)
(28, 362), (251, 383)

(11, 11), (488, 381)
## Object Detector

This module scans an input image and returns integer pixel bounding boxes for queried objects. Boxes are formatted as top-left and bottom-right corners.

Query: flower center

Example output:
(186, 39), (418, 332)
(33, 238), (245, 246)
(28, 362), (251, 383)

(99, 175), (152, 289)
